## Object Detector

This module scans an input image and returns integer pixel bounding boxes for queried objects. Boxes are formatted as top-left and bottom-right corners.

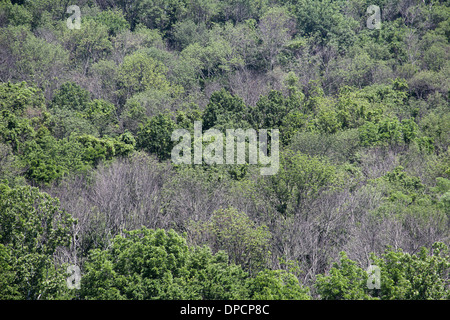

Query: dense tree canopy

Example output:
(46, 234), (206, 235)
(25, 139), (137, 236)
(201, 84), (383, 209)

(0, 0), (449, 301)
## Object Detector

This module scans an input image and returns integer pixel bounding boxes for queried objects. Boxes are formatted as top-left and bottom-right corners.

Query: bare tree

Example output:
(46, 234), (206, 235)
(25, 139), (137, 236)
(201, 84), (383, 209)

(47, 153), (171, 262)
(269, 188), (354, 286)
(159, 167), (231, 231)
(228, 68), (270, 106)
(258, 7), (296, 71)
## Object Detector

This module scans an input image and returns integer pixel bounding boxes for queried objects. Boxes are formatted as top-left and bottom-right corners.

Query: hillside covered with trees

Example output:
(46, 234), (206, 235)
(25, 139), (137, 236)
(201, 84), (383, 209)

(0, 0), (449, 300)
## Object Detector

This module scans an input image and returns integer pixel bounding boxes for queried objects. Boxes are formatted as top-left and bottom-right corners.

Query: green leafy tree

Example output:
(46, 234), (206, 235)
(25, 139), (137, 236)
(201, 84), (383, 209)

(202, 89), (250, 130)
(0, 143), (23, 186)
(315, 251), (372, 300)
(0, 81), (46, 115)
(268, 150), (338, 216)
(219, 0), (267, 23)
(76, 134), (135, 166)
(250, 90), (297, 129)
(21, 130), (86, 184)
(372, 243), (450, 300)
(0, 185), (76, 300)
(279, 110), (308, 145)
(0, 1), (33, 27)
(316, 243), (450, 300)
(62, 19), (112, 75)
(90, 9), (130, 37)
(20, 130), (134, 184)
(51, 82), (91, 112)
(84, 99), (118, 137)
(0, 27), (68, 95)
(117, 51), (175, 103)
(116, 0), (187, 32)
(171, 20), (209, 50)
(0, 109), (34, 151)
(79, 227), (309, 300)
(359, 118), (405, 147)
(287, 0), (358, 50)
(79, 227), (248, 300)
(189, 207), (271, 274)
(248, 269), (310, 300)
(137, 113), (177, 160)
(48, 107), (99, 140)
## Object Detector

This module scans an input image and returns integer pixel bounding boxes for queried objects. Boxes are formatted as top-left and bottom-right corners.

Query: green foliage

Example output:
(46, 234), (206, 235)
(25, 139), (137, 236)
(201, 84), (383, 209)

(79, 227), (308, 300)
(50, 94), (118, 139)
(51, 82), (91, 112)
(316, 243), (450, 300)
(117, 51), (175, 103)
(420, 111), (450, 153)
(189, 207), (271, 274)
(287, 0), (358, 50)
(316, 252), (371, 300)
(0, 185), (76, 299)
(384, 166), (424, 195)
(17, 127), (134, 184)
(84, 99), (118, 136)
(359, 117), (416, 147)
(371, 243), (450, 299)
(0, 26), (68, 92)
(76, 134), (135, 166)
(80, 227), (191, 299)
(185, 247), (248, 300)
(250, 90), (298, 129)
(247, 269), (310, 300)
(181, 39), (243, 78)
(219, 0), (268, 23)
(433, 178), (450, 214)
(268, 150), (338, 216)
(0, 109), (35, 152)
(80, 227), (249, 300)
(62, 19), (112, 73)
(279, 110), (308, 145)
(369, 166), (430, 212)
(0, 243), (20, 299)
(0, 1), (33, 27)
(0, 143), (24, 186)
(48, 107), (99, 139)
(137, 113), (177, 160)
(171, 20), (209, 50)
(116, 0), (188, 32)
(401, 119), (419, 144)
(21, 132), (86, 184)
(0, 0), (449, 301)
(289, 129), (360, 163)
(0, 81), (45, 115)
(90, 9), (130, 37)
(202, 89), (250, 130)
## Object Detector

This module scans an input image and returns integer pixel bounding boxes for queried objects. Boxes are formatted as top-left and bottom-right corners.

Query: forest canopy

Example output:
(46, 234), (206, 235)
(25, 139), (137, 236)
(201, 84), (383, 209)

(0, 0), (449, 300)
